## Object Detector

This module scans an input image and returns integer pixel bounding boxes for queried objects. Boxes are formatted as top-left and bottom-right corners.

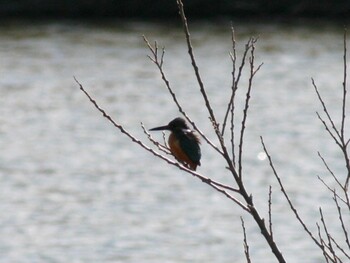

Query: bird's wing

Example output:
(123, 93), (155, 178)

(179, 131), (201, 164)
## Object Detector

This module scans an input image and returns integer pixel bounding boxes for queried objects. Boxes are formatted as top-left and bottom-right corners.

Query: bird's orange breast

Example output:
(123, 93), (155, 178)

(168, 133), (198, 171)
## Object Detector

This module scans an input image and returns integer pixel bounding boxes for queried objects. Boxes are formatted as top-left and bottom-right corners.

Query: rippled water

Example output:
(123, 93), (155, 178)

(0, 19), (349, 262)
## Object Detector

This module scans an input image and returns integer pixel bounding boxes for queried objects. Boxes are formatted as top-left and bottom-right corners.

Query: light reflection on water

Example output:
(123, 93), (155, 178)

(0, 20), (349, 262)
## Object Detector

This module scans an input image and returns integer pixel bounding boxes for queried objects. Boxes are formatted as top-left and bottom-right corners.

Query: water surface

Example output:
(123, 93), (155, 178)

(0, 20), (349, 262)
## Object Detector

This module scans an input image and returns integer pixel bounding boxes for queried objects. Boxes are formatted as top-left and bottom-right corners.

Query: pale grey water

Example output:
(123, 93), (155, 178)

(0, 20), (349, 262)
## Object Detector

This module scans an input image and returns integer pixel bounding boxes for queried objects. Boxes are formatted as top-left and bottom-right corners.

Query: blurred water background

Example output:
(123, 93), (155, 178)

(0, 19), (350, 262)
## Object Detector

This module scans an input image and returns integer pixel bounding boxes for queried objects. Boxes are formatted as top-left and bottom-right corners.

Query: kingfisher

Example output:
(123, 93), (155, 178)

(149, 117), (201, 171)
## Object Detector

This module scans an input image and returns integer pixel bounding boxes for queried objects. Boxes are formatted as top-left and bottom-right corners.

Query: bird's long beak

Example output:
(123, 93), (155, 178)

(149, 125), (170, 131)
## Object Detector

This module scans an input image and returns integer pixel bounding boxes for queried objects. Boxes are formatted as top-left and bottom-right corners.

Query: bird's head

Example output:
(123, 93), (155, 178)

(149, 117), (189, 132)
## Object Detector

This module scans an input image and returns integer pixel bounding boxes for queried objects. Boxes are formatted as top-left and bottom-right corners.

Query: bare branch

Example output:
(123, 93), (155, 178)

(241, 217), (252, 263)
(260, 136), (331, 256)
(162, 131), (168, 147)
(333, 192), (350, 251)
(222, 35), (259, 167)
(222, 36), (256, 136)
(141, 122), (171, 155)
(316, 111), (342, 149)
(317, 222), (332, 263)
(268, 185), (273, 238)
(175, 2), (244, 197)
(341, 28), (347, 140)
(175, 1), (242, 181)
(318, 175), (347, 205)
(223, 26), (238, 165)
(176, 0), (218, 131)
(222, 31), (245, 136)
(329, 234), (350, 261)
(312, 78), (342, 142)
(238, 38), (261, 178)
(318, 152), (345, 191)
(319, 207), (338, 262)
(342, 30), (350, 191)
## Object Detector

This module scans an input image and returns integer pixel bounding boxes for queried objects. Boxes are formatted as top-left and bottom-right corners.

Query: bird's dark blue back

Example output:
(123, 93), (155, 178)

(176, 129), (201, 165)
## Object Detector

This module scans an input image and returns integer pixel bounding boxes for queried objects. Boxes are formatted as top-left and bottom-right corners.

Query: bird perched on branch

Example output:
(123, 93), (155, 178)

(150, 117), (201, 171)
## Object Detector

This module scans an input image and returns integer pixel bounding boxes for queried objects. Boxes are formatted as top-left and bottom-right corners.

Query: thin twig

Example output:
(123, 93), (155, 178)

(222, 31), (245, 136)
(319, 207), (338, 262)
(162, 131), (168, 147)
(222, 37), (256, 163)
(318, 175), (347, 204)
(141, 122), (171, 155)
(260, 136), (333, 259)
(333, 192), (350, 251)
(341, 28), (347, 142)
(238, 38), (263, 178)
(329, 234), (350, 261)
(221, 32), (256, 167)
(312, 78), (342, 142)
(228, 26), (237, 165)
(317, 222), (332, 263)
(227, 25), (237, 136)
(176, 0), (218, 130)
(316, 111), (342, 149)
(268, 185), (273, 238)
(241, 217), (252, 263)
(341, 30), (350, 189)
(318, 152), (345, 191)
